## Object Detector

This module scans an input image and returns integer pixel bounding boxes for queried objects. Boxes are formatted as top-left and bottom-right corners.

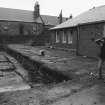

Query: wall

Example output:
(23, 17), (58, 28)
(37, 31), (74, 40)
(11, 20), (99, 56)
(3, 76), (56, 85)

(31, 28), (52, 46)
(0, 20), (44, 45)
(0, 21), (19, 35)
(0, 21), (44, 36)
(51, 22), (105, 58)
(77, 22), (104, 58)
(51, 28), (77, 49)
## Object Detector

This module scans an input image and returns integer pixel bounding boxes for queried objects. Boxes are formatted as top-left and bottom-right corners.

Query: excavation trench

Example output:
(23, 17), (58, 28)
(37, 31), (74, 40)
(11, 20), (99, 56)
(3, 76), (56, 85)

(6, 48), (71, 86)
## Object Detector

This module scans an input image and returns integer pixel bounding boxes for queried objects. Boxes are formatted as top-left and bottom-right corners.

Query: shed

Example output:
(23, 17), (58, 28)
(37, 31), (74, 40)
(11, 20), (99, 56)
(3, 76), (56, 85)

(50, 5), (105, 58)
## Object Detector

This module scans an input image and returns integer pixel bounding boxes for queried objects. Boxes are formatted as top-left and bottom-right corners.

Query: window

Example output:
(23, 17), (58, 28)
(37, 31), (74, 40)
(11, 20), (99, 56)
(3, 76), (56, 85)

(19, 23), (24, 34)
(62, 31), (66, 43)
(68, 30), (72, 44)
(33, 26), (37, 32)
(56, 31), (60, 43)
(3, 26), (8, 31)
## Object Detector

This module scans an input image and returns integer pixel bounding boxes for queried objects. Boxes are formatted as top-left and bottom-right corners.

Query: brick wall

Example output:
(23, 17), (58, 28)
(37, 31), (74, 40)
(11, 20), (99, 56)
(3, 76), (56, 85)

(51, 28), (77, 49)
(78, 22), (104, 58)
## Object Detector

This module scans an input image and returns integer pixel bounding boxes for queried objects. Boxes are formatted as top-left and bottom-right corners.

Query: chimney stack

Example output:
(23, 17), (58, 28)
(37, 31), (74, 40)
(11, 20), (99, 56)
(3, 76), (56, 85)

(69, 14), (73, 19)
(34, 1), (40, 18)
(58, 10), (63, 24)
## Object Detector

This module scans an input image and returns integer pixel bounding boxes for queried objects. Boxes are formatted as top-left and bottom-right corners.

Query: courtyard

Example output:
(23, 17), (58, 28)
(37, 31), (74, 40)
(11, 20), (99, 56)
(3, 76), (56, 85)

(0, 44), (105, 105)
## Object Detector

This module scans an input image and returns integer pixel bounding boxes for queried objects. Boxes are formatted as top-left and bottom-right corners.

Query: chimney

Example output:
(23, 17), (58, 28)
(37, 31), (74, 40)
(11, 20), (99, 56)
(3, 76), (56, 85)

(58, 10), (63, 24)
(34, 1), (40, 18)
(69, 14), (73, 19)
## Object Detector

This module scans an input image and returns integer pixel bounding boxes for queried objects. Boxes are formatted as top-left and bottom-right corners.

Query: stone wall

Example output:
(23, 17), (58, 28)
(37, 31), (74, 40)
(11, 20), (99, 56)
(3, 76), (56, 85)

(0, 21), (44, 36)
(31, 28), (52, 46)
(0, 20), (44, 45)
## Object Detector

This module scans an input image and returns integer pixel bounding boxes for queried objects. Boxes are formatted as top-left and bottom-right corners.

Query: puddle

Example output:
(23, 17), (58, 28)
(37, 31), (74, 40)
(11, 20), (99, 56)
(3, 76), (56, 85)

(0, 84), (30, 93)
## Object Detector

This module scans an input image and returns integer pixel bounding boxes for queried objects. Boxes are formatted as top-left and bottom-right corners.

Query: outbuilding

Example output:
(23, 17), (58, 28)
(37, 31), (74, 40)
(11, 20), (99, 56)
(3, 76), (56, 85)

(50, 5), (105, 58)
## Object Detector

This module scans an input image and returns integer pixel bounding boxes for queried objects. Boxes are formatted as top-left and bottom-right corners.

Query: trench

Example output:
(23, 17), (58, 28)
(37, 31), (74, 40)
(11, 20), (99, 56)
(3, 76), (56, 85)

(5, 48), (71, 86)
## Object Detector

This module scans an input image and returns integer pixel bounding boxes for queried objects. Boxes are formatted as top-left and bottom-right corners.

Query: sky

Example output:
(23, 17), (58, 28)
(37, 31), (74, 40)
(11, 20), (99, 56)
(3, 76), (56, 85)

(0, 0), (105, 17)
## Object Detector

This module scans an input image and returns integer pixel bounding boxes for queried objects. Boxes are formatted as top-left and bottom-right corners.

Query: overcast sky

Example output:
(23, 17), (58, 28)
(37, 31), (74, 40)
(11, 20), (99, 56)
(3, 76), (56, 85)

(0, 0), (105, 17)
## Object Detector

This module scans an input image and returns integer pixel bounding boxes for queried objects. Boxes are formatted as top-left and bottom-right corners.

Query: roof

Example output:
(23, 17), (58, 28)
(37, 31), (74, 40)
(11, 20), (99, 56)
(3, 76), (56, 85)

(0, 7), (67, 26)
(0, 7), (34, 22)
(35, 15), (67, 26)
(51, 5), (105, 30)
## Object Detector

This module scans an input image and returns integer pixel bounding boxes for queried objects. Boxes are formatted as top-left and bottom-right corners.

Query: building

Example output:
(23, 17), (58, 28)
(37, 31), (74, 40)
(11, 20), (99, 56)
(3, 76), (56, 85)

(0, 1), (67, 45)
(50, 5), (105, 58)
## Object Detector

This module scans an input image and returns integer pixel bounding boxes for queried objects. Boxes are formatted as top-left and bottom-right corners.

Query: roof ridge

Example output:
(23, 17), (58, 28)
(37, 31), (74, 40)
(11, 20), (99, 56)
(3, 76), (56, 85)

(51, 5), (105, 30)
(89, 5), (105, 11)
(41, 14), (67, 18)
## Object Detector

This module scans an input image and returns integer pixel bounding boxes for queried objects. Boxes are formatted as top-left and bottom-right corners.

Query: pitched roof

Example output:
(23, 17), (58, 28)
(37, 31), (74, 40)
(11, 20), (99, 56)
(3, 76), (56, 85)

(0, 7), (67, 26)
(0, 7), (34, 22)
(51, 5), (105, 30)
(35, 15), (67, 25)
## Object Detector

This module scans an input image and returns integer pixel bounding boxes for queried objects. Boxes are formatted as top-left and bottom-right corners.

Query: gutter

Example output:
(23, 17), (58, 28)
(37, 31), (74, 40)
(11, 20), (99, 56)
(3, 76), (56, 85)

(50, 19), (105, 31)
(49, 25), (76, 31)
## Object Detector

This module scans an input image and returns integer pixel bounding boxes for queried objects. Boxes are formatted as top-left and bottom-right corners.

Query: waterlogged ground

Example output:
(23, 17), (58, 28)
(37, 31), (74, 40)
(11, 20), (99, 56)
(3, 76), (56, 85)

(1, 46), (105, 105)
(0, 52), (30, 92)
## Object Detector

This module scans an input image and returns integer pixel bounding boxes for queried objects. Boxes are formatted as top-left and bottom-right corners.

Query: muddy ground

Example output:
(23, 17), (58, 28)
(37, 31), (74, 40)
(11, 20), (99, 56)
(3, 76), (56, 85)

(0, 46), (105, 105)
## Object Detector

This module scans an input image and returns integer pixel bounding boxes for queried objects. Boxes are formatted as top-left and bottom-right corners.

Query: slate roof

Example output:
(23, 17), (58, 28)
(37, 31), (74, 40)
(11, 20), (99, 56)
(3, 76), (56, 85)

(35, 15), (67, 25)
(0, 7), (67, 26)
(0, 7), (34, 22)
(51, 5), (105, 30)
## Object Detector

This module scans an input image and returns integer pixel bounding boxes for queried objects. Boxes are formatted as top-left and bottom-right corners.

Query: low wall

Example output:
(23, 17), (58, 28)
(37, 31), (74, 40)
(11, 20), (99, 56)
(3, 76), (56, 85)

(6, 46), (71, 84)
(0, 35), (35, 45)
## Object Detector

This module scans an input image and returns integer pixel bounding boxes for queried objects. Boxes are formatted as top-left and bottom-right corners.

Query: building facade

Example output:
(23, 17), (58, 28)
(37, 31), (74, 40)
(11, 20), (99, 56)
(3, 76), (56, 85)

(0, 21), (43, 36)
(77, 22), (104, 58)
(51, 28), (77, 49)
(50, 5), (105, 58)
(0, 2), (67, 45)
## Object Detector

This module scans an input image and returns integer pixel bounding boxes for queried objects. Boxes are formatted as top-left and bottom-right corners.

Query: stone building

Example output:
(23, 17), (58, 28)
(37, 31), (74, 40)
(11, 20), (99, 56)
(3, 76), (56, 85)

(0, 1), (67, 45)
(50, 5), (105, 58)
